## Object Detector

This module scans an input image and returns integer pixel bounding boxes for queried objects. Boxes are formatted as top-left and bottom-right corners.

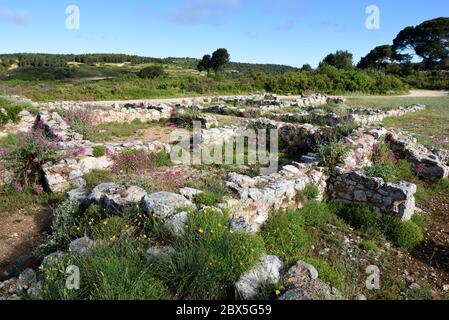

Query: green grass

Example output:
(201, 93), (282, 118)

(83, 170), (115, 189)
(261, 210), (308, 265)
(37, 239), (168, 300)
(347, 96), (449, 149)
(0, 133), (17, 147)
(151, 207), (266, 300)
(0, 185), (65, 217)
(93, 120), (162, 142)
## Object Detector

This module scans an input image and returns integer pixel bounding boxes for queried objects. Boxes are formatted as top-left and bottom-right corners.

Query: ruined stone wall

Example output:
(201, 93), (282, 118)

(222, 162), (328, 231)
(328, 169), (417, 221)
(387, 131), (449, 181)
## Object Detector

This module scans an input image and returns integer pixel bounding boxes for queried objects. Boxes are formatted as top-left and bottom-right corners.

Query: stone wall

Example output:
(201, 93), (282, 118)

(387, 131), (449, 181)
(328, 169), (417, 221)
(222, 162), (328, 231)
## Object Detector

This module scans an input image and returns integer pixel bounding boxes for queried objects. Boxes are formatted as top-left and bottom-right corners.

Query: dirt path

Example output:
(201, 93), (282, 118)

(412, 194), (449, 289)
(0, 206), (52, 280)
(61, 90), (447, 107)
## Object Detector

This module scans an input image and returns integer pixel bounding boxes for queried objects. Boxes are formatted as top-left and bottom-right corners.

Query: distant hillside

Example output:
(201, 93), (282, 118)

(0, 53), (297, 78)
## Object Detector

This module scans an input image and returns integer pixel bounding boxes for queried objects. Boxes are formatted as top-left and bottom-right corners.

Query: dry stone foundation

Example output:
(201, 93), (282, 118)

(387, 131), (449, 181)
(328, 169), (417, 221)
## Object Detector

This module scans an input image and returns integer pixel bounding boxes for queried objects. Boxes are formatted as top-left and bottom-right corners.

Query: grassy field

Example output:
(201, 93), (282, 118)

(346, 96), (449, 149)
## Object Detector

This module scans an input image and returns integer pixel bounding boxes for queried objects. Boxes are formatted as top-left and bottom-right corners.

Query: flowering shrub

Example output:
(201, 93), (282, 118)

(111, 148), (153, 175)
(60, 105), (98, 140)
(364, 142), (399, 182)
(413, 163), (426, 175)
(2, 121), (61, 190)
(150, 169), (183, 192)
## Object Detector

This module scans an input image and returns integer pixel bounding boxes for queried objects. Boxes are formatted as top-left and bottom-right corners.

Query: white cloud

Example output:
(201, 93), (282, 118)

(0, 9), (29, 25)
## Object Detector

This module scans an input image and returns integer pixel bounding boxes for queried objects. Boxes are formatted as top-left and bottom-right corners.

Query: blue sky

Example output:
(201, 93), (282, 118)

(0, 0), (448, 67)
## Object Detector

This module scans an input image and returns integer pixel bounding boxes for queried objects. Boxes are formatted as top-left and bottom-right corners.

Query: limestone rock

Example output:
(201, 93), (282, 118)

(236, 255), (284, 300)
(69, 237), (94, 256)
(140, 192), (193, 219)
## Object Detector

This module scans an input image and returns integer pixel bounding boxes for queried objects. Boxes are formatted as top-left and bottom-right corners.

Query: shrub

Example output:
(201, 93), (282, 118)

(261, 211), (308, 264)
(92, 145), (106, 158)
(395, 159), (414, 180)
(385, 219), (424, 249)
(334, 121), (359, 139)
(35, 199), (81, 258)
(364, 162), (397, 183)
(92, 216), (128, 240)
(0, 133), (17, 148)
(149, 151), (171, 167)
(60, 106), (97, 140)
(83, 170), (114, 189)
(111, 148), (153, 175)
(302, 184), (320, 201)
(305, 258), (344, 290)
(195, 191), (221, 206)
(316, 141), (349, 169)
(360, 240), (380, 252)
(38, 240), (168, 300)
(299, 201), (330, 227)
(2, 122), (61, 189)
(174, 106), (201, 128)
(138, 65), (165, 79)
(330, 202), (424, 249)
(330, 202), (383, 236)
(365, 142), (399, 182)
(153, 208), (265, 299)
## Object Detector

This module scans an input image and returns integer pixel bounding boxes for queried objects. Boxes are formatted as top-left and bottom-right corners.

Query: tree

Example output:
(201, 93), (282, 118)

(197, 54), (212, 73)
(211, 48), (230, 73)
(393, 17), (449, 67)
(301, 64), (313, 72)
(358, 45), (393, 69)
(320, 50), (353, 70)
(138, 65), (165, 79)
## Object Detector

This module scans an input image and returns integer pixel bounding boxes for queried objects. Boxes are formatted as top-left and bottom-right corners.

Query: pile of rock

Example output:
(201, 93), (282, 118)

(347, 104), (425, 125)
(235, 257), (342, 300)
(223, 162), (328, 231)
(290, 93), (336, 108)
(0, 109), (39, 139)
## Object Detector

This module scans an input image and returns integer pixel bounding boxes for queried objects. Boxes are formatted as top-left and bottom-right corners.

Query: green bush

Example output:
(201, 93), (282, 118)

(138, 65), (165, 79)
(302, 184), (320, 201)
(83, 170), (114, 189)
(0, 97), (25, 127)
(330, 202), (424, 249)
(360, 240), (380, 252)
(38, 240), (168, 300)
(175, 107), (201, 128)
(261, 211), (308, 264)
(299, 201), (330, 227)
(305, 258), (344, 290)
(92, 145), (106, 158)
(149, 151), (171, 167)
(152, 208), (265, 299)
(316, 141), (349, 169)
(0, 133), (17, 147)
(364, 161), (397, 182)
(385, 219), (424, 249)
(184, 207), (229, 242)
(330, 202), (383, 236)
(395, 159), (414, 180)
(195, 191), (222, 206)
(35, 199), (81, 258)
(92, 216), (128, 240)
